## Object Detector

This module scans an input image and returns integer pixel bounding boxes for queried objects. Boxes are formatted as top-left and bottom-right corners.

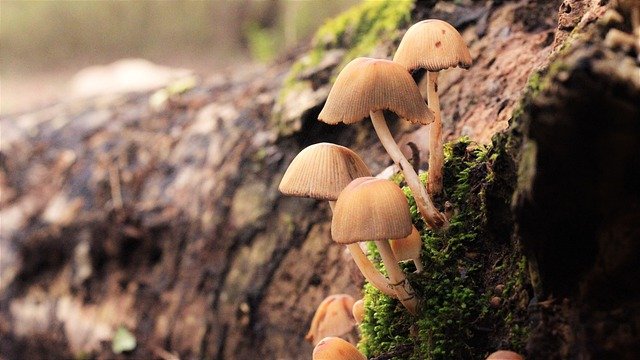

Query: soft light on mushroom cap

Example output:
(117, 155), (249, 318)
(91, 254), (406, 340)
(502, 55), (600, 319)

(305, 294), (356, 345)
(486, 350), (524, 360)
(318, 57), (434, 125)
(393, 19), (472, 72)
(279, 143), (371, 200)
(390, 225), (422, 261)
(351, 299), (365, 324)
(332, 177), (412, 244)
(313, 337), (366, 360)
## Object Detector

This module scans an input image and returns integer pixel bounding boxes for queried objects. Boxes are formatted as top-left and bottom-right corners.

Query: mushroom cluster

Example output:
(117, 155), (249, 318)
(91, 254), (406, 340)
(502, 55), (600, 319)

(279, 18), (472, 359)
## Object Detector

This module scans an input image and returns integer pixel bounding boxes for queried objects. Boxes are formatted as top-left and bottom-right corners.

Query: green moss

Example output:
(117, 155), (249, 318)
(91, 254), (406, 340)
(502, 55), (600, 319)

(306, 0), (411, 74)
(513, 141), (537, 204)
(359, 138), (530, 359)
(246, 23), (279, 63)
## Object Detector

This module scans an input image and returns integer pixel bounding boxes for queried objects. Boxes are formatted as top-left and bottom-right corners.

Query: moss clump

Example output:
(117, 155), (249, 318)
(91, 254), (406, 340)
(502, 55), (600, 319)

(359, 138), (530, 359)
(306, 0), (413, 72)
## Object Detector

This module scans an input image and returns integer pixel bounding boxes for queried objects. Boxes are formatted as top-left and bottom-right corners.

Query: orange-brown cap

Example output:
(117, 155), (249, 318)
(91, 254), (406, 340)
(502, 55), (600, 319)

(390, 225), (422, 261)
(318, 57), (434, 125)
(393, 19), (472, 72)
(486, 350), (524, 360)
(279, 143), (371, 201)
(305, 294), (356, 345)
(332, 177), (412, 244)
(351, 299), (365, 325)
(313, 337), (366, 360)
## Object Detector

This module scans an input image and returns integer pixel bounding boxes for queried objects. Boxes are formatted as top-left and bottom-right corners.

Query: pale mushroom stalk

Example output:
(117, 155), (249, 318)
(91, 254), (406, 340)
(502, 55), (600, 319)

(329, 201), (395, 297)
(425, 71), (445, 195)
(370, 110), (446, 229)
(374, 239), (419, 315)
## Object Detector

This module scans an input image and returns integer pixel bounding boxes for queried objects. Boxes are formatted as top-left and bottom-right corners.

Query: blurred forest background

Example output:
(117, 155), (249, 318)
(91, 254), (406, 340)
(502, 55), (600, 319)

(0, 0), (358, 114)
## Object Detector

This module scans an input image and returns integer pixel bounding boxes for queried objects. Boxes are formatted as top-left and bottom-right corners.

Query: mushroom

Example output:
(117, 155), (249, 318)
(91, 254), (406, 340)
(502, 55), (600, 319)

(351, 299), (364, 325)
(332, 177), (420, 315)
(279, 142), (395, 297)
(313, 337), (366, 360)
(318, 57), (446, 229)
(485, 350), (524, 360)
(305, 294), (356, 345)
(393, 19), (472, 196)
(390, 225), (424, 273)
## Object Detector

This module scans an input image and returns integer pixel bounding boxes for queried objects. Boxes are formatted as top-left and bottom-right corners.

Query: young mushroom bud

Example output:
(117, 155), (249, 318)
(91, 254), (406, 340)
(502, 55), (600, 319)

(318, 57), (446, 229)
(312, 337), (366, 360)
(332, 177), (420, 315)
(486, 350), (524, 360)
(279, 143), (396, 297)
(390, 225), (424, 273)
(351, 299), (365, 325)
(305, 294), (356, 345)
(394, 19), (471, 196)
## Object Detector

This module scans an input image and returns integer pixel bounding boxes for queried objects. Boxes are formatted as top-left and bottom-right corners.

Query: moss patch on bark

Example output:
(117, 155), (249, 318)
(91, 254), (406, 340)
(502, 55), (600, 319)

(358, 137), (531, 359)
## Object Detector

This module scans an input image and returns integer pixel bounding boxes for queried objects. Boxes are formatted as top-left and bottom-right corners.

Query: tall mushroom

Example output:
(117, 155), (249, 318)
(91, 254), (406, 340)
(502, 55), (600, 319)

(318, 57), (446, 229)
(278, 142), (395, 297)
(332, 177), (420, 315)
(393, 19), (472, 195)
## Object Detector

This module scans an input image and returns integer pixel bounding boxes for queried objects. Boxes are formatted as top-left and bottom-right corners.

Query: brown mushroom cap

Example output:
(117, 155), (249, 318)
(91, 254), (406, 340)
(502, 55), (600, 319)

(486, 350), (524, 360)
(279, 143), (371, 201)
(313, 337), (366, 360)
(393, 19), (472, 72)
(318, 57), (434, 125)
(332, 177), (412, 244)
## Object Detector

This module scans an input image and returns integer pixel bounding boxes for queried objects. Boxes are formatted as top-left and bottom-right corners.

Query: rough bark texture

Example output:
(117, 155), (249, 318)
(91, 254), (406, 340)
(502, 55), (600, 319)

(514, 5), (640, 358)
(1, 0), (638, 359)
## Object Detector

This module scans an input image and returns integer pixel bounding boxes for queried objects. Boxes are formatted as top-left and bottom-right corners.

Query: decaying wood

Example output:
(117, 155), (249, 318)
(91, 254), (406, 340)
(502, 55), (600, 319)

(514, 8), (640, 358)
(1, 0), (638, 359)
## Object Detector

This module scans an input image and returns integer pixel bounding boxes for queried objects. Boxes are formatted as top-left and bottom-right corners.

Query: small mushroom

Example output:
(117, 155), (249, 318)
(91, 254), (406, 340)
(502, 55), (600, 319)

(351, 299), (364, 325)
(305, 294), (356, 345)
(390, 225), (424, 273)
(279, 143), (395, 297)
(486, 350), (524, 360)
(313, 337), (366, 360)
(318, 57), (446, 229)
(332, 177), (420, 315)
(394, 19), (472, 196)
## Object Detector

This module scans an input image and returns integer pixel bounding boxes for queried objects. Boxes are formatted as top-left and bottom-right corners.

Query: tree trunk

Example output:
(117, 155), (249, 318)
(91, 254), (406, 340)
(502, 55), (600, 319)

(1, 0), (638, 359)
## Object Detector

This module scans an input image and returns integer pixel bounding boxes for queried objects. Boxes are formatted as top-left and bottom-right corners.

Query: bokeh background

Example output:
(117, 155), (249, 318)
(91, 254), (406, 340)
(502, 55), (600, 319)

(0, 0), (359, 114)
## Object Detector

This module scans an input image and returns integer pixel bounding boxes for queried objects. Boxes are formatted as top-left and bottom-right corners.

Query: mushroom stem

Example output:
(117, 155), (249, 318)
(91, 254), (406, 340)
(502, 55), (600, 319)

(346, 244), (396, 297)
(370, 110), (446, 229)
(425, 71), (444, 196)
(329, 201), (396, 297)
(374, 239), (419, 315)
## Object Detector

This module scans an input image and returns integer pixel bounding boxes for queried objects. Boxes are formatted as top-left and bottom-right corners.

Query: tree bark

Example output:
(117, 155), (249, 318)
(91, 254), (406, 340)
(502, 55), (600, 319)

(1, 0), (638, 359)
